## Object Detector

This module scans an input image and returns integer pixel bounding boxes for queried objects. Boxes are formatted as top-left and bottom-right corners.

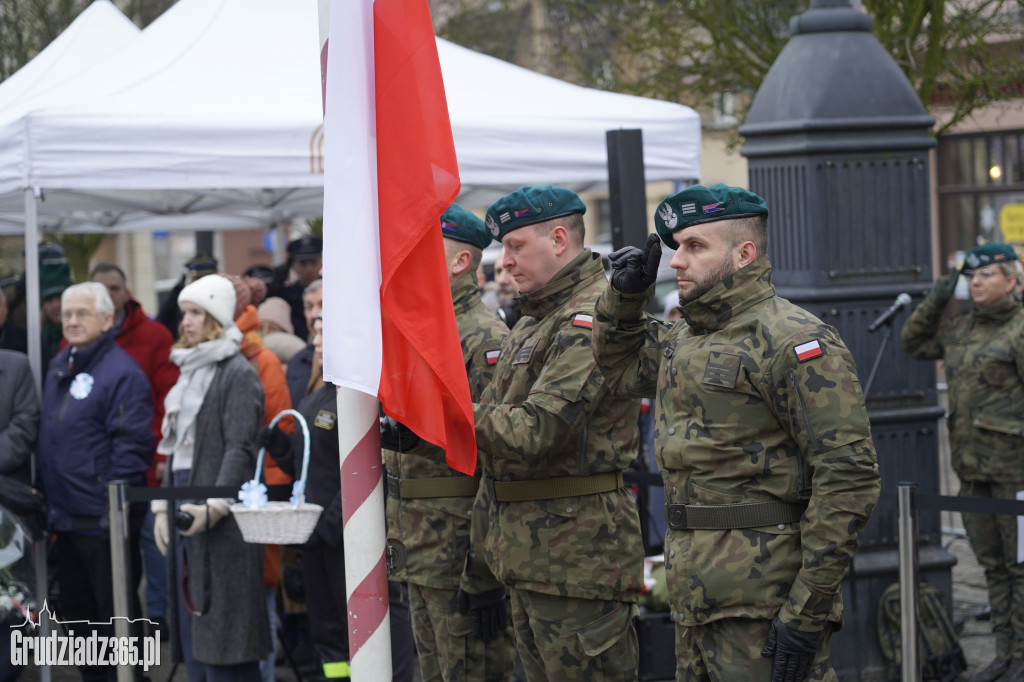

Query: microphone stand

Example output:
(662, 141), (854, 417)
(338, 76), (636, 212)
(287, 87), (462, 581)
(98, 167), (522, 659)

(863, 315), (899, 400)
(852, 307), (902, 682)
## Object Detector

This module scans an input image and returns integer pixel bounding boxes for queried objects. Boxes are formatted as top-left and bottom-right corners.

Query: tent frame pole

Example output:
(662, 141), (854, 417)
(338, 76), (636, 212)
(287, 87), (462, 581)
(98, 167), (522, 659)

(24, 186), (51, 682)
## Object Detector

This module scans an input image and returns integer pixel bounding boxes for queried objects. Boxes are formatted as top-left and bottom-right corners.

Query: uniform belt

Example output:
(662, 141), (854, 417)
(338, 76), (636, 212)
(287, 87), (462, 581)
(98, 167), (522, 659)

(488, 471), (625, 503)
(385, 473), (479, 499)
(665, 500), (807, 530)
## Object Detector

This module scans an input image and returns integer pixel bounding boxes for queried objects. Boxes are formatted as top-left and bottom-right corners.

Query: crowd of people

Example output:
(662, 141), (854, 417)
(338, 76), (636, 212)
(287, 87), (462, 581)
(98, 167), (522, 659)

(3, 180), (1022, 682)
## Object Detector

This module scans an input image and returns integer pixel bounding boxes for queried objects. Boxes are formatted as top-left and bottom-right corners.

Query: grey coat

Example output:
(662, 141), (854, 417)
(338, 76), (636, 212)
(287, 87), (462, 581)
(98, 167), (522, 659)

(0, 351), (38, 481)
(166, 352), (269, 666)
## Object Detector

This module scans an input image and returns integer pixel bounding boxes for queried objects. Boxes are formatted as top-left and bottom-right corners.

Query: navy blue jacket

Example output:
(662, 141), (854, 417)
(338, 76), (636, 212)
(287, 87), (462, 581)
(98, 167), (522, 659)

(39, 330), (154, 531)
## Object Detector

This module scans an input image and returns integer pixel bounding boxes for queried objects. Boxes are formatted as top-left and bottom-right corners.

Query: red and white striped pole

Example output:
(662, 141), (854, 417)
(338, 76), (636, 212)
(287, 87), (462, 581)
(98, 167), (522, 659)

(335, 387), (391, 679)
(318, 2), (393, 678)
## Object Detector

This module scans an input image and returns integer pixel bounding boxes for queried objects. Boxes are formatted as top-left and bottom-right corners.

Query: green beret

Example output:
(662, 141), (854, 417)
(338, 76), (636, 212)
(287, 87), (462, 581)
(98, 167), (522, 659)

(654, 183), (769, 249)
(963, 242), (1019, 273)
(440, 203), (491, 250)
(40, 253), (73, 300)
(484, 185), (586, 242)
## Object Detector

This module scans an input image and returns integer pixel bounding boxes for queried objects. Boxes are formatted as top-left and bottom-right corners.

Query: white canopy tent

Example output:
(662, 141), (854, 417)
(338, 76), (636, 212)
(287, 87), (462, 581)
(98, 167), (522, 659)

(0, 0), (700, 235)
(1, 0), (700, 378)
(0, 3), (700, 656)
(0, 0), (138, 114)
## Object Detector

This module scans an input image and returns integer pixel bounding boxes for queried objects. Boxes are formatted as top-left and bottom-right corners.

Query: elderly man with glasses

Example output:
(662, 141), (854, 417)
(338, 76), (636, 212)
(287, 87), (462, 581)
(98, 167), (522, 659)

(37, 281), (154, 682)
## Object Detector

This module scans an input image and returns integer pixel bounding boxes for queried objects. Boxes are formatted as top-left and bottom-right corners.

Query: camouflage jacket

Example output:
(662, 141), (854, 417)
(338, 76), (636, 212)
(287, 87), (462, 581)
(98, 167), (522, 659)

(901, 291), (1024, 482)
(383, 274), (507, 587)
(467, 249), (644, 602)
(593, 256), (880, 632)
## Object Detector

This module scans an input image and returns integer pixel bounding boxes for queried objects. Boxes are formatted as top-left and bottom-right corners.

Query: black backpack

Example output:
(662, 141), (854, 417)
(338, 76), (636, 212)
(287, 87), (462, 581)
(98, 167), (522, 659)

(876, 581), (967, 682)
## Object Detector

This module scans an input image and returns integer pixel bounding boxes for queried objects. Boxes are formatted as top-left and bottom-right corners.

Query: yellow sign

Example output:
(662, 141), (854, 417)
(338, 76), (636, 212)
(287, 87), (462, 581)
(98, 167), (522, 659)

(1000, 203), (1024, 242)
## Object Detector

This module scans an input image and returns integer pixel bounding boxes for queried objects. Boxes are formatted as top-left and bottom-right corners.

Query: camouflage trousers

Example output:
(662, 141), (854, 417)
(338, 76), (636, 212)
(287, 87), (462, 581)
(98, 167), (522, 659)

(675, 618), (836, 682)
(508, 588), (638, 682)
(407, 582), (514, 682)
(961, 481), (1024, 659)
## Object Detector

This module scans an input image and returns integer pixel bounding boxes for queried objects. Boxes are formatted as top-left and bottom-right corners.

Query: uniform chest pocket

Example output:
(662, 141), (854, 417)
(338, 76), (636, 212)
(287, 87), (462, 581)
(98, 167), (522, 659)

(702, 352), (742, 389)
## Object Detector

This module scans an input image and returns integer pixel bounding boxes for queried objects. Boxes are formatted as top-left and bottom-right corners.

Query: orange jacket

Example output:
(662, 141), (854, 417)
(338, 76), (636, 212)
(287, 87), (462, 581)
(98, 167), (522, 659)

(237, 304), (295, 589)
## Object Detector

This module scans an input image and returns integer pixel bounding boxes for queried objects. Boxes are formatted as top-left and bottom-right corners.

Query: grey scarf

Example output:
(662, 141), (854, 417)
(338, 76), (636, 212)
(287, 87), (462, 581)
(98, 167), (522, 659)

(158, 326), (242, 459)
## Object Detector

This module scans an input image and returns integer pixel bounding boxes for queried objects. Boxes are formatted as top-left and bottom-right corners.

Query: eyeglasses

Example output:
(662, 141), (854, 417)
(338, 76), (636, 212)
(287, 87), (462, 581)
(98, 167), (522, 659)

(963, 269), (1005, 281)
(61, 309), (98, 322)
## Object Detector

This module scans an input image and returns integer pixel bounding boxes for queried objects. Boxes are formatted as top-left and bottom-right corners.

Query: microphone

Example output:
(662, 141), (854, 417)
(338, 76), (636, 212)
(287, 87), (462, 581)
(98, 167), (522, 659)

(868, 293), (912, 333)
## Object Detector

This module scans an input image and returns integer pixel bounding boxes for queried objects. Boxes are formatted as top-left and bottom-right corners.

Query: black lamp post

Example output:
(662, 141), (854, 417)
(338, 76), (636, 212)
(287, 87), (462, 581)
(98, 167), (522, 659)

(740, 1), (951, 677)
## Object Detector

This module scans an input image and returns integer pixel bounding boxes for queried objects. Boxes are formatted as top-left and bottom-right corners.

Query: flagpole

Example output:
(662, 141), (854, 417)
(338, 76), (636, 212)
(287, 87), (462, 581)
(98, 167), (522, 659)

(335, 387), (392, 680)
(319, 2), (393, 678)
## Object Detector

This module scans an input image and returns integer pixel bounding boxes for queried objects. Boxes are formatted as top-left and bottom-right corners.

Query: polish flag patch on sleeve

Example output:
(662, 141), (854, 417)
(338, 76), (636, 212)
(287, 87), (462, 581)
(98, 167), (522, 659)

(485, 350), (500, 365)
(794, 339), (824, 362)
(572, 314), (594, 329)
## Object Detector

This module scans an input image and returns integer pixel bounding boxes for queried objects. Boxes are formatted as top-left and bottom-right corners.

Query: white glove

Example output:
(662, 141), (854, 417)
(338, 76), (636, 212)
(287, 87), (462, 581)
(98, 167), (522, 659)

(151, 500), (170, 556)
(179, 499), (231, 537)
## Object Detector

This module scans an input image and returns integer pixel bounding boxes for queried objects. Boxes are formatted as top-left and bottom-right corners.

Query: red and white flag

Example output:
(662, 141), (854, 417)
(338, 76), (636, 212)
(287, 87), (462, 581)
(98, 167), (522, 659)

(318, 1), (475, 677)
(319, 0), (476, 473)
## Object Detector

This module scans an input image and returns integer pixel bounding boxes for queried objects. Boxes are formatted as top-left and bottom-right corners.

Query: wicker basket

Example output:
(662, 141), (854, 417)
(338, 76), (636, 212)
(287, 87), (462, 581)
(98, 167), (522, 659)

(230, 409), (323, 545)
(232, 500), (323, 545)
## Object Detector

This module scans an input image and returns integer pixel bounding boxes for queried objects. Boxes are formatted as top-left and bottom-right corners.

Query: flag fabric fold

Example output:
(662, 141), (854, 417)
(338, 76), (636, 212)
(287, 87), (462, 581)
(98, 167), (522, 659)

(321, 0), (477, 474)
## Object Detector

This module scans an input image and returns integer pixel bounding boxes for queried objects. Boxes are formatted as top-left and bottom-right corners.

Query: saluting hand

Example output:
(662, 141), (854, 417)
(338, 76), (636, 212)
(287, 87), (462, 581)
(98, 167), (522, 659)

(608, 233), (662, 295)
(928, 266), (960, 309)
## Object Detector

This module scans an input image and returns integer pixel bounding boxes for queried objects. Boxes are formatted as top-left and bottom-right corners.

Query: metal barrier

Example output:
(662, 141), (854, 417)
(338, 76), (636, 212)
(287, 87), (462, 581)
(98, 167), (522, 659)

(897, 483), (921, 682)
(105, 480), (291, 681)
(892, 482), (1024, 682)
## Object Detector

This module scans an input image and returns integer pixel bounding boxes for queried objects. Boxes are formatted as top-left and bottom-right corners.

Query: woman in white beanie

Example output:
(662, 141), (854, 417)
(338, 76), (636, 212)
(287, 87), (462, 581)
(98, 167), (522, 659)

(152, 273), (270, 681)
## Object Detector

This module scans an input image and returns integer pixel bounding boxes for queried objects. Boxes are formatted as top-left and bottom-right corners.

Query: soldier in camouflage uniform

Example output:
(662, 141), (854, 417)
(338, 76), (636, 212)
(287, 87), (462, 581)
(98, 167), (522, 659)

(902, 242), (1024, 682)
(460, 185), (644, 682)
(380, 204), (514, 681)
(593, 184), (880, 682)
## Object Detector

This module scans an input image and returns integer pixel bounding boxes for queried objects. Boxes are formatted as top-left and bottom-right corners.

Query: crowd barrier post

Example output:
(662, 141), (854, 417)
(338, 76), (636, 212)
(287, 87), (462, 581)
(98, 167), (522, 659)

(107, 480), (134, 682)
(897, 482), (922, 682)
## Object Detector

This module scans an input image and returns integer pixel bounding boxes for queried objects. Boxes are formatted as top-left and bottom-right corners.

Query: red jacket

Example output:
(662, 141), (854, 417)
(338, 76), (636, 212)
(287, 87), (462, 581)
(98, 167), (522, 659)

(114, 300), (179, 487)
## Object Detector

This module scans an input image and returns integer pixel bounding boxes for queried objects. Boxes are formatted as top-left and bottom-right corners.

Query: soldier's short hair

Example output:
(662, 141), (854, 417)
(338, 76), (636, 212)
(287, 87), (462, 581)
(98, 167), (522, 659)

(443, 238), (483, 274)
(724, 215), (768, 256)
(530, 212), (586, 249)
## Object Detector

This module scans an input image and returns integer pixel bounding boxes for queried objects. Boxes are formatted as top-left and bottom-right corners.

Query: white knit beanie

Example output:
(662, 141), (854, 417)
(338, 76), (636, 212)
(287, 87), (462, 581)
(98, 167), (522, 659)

(178, 274), (236, 327)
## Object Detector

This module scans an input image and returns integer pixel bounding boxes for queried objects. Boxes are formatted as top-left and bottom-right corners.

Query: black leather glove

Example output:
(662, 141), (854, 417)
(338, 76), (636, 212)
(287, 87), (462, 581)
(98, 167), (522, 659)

(379, 417), (421, 453)
(927, 266), (960, 309)
(456, 587), (508, 642)
(760, 616), (823, 682)
(257, 425), (291, 459)
(608, 233), (662, 295)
